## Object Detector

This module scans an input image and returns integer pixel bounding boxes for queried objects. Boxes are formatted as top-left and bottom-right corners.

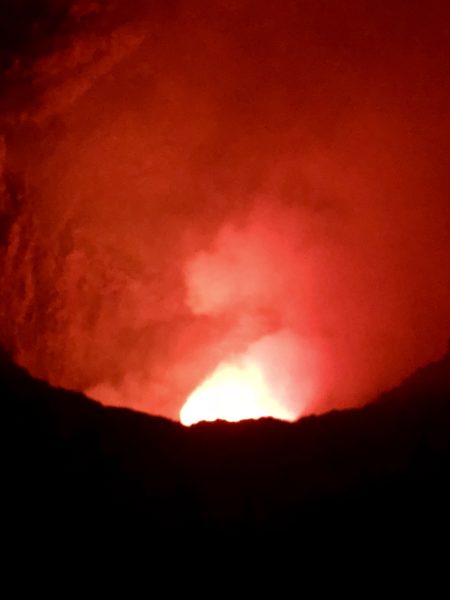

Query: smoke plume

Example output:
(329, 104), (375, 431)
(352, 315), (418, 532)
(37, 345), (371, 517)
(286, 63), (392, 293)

(1, 1), (449, 420)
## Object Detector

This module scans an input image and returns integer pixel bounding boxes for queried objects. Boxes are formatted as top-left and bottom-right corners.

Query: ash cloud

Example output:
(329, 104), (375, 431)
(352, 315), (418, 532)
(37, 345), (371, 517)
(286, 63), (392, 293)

(0, 1), (449, 419)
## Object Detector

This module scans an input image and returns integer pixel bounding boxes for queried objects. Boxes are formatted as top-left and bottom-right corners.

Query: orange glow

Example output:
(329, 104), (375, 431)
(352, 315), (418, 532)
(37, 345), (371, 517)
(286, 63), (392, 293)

(180, 357), (296, 426)
(1, 3), (449, 425)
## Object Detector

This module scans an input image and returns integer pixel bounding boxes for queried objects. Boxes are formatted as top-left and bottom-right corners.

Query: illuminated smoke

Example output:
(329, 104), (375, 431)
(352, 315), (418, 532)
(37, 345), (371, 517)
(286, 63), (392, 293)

(180, 330), (319, 425)
(0, 1), (449, 421)
(180, 358), (293, 426)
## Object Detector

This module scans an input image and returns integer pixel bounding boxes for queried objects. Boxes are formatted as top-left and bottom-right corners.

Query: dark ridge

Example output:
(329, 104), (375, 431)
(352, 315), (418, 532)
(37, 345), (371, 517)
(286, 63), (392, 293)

(3, 344), (450, 561)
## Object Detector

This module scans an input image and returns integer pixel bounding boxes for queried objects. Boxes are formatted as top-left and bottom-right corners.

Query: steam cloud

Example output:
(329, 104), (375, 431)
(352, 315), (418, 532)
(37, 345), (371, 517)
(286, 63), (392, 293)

(0, 1), (449, 419)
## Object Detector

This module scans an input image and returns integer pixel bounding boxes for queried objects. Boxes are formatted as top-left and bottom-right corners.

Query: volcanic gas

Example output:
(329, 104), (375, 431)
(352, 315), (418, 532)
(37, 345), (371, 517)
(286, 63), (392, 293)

(0, 1), (449, 424)
(180, 359), (292, 426)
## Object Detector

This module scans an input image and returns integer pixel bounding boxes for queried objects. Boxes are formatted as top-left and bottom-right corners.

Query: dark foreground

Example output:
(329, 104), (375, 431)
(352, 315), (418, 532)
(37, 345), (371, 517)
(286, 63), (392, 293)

(4, 345), (450, 565)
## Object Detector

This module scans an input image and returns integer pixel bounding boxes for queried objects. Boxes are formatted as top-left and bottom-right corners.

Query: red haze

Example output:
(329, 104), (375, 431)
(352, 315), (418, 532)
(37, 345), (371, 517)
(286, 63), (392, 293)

(0, 1), (449, 421)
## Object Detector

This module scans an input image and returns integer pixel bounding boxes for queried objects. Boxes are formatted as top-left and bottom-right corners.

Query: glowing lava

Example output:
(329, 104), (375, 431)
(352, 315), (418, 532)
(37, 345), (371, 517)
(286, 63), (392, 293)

(180, 358), (295, 426)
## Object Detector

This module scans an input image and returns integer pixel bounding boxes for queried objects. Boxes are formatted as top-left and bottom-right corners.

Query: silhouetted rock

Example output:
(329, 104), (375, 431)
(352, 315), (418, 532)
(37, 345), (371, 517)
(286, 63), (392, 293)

(3, 346), (450, 558)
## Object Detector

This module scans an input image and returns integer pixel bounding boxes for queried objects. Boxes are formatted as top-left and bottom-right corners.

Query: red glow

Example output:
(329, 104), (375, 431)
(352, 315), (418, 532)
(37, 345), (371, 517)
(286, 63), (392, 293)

(0, 3), (449, 422)
(181, 330), (320, 424)
(180, 357), (295, 426)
